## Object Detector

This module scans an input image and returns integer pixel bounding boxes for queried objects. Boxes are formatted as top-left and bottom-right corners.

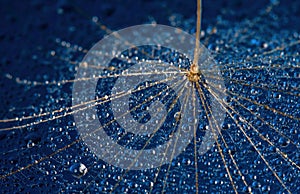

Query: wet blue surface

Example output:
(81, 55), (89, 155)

(1, 0), (300, 193)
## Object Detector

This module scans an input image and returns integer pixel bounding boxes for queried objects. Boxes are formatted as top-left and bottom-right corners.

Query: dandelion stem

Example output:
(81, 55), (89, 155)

(191, 0), (202, 74)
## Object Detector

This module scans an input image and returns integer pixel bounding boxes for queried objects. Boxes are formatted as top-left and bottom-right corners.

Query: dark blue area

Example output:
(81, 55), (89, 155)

(0, 0), (300, 193)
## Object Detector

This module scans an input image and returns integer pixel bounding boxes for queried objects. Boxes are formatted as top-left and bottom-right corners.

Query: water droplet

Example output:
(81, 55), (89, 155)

(69, 163), (88, 178)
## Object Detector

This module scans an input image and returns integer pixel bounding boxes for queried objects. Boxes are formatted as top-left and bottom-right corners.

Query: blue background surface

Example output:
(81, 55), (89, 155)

(0, 0), (300, 193)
